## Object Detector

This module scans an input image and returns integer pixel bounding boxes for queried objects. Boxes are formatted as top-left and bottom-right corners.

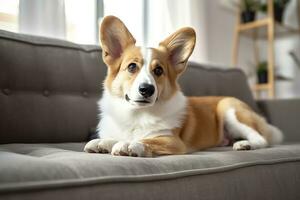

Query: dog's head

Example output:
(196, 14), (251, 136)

(100, 16), (196, 108)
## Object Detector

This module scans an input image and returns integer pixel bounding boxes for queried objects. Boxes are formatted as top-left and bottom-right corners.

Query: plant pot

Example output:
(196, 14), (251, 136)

(274, 5), (284, 23)
(241, 11), (256, 23)
(257, 71), (268, 84)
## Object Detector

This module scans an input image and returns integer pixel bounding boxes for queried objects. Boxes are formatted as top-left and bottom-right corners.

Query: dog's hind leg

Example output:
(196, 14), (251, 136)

(224, 108), (268, 150)
(217, 97), (282, 150)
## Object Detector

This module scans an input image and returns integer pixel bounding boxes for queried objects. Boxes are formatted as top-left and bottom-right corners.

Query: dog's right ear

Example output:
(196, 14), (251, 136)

(100, 16), (136, 66)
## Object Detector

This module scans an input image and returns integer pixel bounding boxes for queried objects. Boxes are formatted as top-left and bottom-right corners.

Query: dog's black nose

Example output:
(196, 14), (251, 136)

(139, 83), (155, 98)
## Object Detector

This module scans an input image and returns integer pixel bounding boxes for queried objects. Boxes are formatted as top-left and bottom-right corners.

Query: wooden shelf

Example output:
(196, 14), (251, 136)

(239, 19), (300, 39)
(232, 0), (300, 99)
(238, 19), (270, 31)
(253, 83), (270, 90)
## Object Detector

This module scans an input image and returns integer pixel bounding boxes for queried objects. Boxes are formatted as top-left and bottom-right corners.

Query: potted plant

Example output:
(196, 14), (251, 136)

(240, 0), (260, 23)
(259, 0), (291, 23)
(257, 61), (268, 84)
(274, 0), (290, 22)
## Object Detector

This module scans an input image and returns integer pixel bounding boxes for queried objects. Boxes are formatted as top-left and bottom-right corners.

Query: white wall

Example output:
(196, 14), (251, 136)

(189, 0), (209, 63)
(202, 0), (255, 71)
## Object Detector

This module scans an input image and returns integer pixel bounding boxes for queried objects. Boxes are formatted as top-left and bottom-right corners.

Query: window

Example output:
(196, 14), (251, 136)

(0, 0), (19, 32)
(103, 0), (144, 46)
(65, 0), (97, 44)
(0, 0), (98, 44)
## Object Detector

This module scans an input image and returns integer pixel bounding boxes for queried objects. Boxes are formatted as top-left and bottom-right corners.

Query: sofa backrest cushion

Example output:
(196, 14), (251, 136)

(0, 30), (105, 143)
(179, 62), (258, 111)
(0, 30), (257, 143)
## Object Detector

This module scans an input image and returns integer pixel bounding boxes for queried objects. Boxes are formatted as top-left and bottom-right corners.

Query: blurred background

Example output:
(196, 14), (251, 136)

(0, 0), (299, 99)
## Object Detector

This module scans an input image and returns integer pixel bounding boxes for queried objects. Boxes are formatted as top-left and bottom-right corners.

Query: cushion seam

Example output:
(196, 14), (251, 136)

(0, 35), (101, 53)
(188, 62), (245, 74)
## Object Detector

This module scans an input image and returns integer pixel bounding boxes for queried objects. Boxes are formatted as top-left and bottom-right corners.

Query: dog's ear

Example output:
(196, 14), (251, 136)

(159, 27), (196, 74)
(100, 16), (136, 66)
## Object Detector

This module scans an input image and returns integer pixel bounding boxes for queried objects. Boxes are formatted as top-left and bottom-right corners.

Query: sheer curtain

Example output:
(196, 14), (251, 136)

(19, 0), (66, 39)
(146, 0), (207, 63)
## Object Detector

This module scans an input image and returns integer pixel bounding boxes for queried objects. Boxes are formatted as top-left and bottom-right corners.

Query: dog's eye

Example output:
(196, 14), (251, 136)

(128, 63), (138, 73)
(153, 66), (163, 76)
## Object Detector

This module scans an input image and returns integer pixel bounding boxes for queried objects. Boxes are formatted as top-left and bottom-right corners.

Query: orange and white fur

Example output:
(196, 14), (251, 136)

(84, 16), (283, 157)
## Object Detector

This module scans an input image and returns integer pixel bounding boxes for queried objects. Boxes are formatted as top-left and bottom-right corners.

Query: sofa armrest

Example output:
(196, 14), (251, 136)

(257, 98), (300, 142)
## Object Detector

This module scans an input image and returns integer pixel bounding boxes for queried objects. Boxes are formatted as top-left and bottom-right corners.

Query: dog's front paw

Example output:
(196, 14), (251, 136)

(128, 141), (145, 157)
(111, 141), (130, 156)
(84, 139), (101, 153)
(84, 139), (117, 153)
(97, 139), (118, 153)
(111, 141), (146, 157)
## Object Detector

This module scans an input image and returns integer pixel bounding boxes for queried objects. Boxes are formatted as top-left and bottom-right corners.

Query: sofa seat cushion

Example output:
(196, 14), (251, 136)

(0, 143), (300, 194)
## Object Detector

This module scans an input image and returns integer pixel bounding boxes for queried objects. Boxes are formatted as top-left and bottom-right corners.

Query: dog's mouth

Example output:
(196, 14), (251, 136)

(125, 94), (151, 104)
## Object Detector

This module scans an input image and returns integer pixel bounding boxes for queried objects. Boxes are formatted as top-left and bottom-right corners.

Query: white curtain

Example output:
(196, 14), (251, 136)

(19, 0), (66, 39)
(144, 0), (208, 63)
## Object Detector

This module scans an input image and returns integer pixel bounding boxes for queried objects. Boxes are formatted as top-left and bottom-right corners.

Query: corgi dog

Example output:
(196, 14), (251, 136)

(84, 16), (283, 157)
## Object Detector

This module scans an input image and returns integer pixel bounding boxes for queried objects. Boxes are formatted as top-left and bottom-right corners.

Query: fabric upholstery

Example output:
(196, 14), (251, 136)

(257, 98), (300, 142)
(0, 143), (300, 200)
(2, 163), (299, 200)
(0, 30), (105, 143)
(179, 62), (258, 111)
(0, 30), (257, 144)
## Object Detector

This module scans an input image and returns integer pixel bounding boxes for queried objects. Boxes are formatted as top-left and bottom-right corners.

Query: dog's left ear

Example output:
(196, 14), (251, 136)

(159, 27), (196, 74)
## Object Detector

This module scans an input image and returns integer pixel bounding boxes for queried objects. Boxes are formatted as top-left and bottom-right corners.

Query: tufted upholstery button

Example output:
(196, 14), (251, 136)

(43, 90), (50, 97)
(3, 88), (11, 95)
(82, 91), (88, 97)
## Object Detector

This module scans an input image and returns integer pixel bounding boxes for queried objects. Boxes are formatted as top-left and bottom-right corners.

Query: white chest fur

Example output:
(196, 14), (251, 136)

(97, 91), (187, 141)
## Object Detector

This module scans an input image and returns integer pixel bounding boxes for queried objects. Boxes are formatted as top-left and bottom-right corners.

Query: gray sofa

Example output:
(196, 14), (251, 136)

(0, 29), (300, 200)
